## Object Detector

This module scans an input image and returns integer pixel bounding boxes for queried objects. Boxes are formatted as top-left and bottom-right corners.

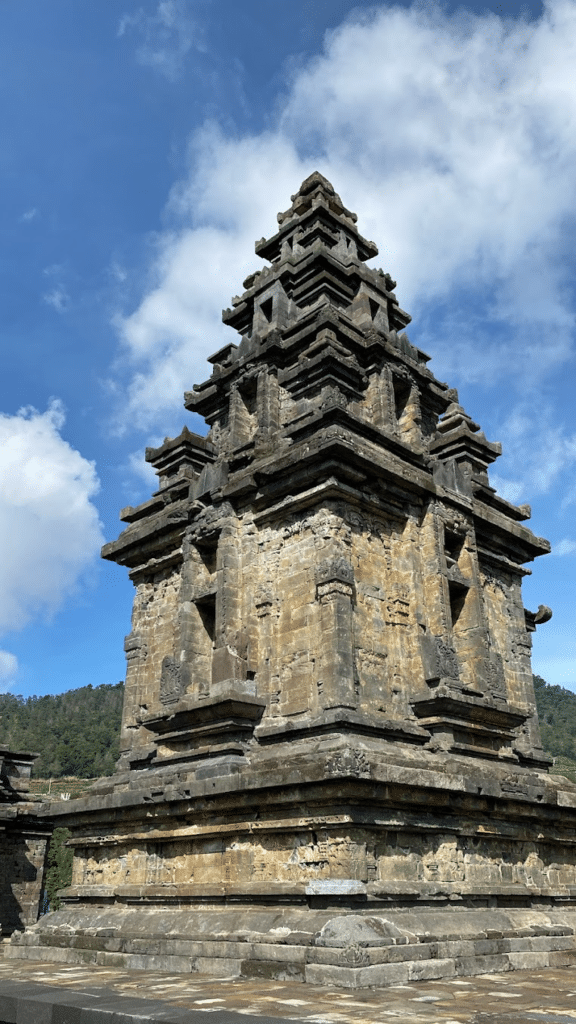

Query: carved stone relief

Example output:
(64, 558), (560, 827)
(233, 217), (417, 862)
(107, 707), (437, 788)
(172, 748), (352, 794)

(159, 655), (183, 704)
(326, 749), (371, 778)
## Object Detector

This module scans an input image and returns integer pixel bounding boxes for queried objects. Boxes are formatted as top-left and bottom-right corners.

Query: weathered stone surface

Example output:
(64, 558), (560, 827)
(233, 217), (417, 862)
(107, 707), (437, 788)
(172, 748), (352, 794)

(0, 749), (51, 935)
(11, 172), (576, 988)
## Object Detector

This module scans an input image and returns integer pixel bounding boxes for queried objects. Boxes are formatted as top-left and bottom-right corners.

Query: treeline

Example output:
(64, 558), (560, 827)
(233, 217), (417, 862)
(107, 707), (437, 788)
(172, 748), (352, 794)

(0, 682), (124, 778)
(0, 675), (572, 782)
(533, 674), (576, 760)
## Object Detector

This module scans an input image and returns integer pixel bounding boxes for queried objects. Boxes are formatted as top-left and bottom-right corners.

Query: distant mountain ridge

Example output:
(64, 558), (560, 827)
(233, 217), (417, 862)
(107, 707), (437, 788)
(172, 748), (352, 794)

(0, 682), (123, 778)
(0, 676), (572, 779)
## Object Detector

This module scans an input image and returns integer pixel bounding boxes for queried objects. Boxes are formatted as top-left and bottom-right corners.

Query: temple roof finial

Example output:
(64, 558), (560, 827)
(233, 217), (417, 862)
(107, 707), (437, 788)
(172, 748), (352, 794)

(290, 171), (336, 201)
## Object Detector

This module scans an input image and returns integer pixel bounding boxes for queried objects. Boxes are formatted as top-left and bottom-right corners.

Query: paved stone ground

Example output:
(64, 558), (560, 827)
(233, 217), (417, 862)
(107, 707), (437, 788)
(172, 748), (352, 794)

(1, 958), (576, 1023)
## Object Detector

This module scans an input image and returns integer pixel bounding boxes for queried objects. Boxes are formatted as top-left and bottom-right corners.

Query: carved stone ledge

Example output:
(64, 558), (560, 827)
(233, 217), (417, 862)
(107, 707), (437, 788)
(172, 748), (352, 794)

(255, 708), (429, 745)
(412, 692), (527, 731)
(137, 693), (266, 768)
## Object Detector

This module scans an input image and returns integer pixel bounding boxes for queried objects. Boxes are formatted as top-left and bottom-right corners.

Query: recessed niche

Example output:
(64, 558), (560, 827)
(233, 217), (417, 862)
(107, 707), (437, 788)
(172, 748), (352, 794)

(260, 298), (273, 323)
(239, 380), (257, 416)
(196, 594), (216, 646)
(392, 376), (411, 423)
(369, 298), (381, 321)
(197, 543), (217, 576)
(231, 379), (258, 447)
(449, 580), (468, 627)
(444, 529), (465, 567)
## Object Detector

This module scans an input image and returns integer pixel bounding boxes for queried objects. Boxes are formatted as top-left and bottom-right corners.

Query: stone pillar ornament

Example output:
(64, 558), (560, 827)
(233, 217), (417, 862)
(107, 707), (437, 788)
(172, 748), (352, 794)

(315, 557), (356, 710)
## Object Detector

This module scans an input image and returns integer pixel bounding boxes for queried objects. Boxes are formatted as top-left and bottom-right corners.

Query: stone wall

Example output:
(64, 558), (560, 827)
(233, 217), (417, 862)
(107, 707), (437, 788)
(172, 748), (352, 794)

(0, 832), (48, 934)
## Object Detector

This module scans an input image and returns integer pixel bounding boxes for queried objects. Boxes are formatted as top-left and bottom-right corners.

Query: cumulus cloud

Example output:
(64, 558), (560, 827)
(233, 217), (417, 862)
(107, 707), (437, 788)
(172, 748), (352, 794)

(108, 260), (127, 284)
(487, 399), (576, 506)
(127, 447), (160, 491)
(112, 0), (576, 439)
(0, 651), (18, 691)
(42, 264), (71, 312)
(0, 401), (104, 634)
(552, 539), (576, 556)
(43, 286), (70, 313)
(488, 475), (524, 505)
(112, 129), (307, 429)
(118, 0), (200, 81)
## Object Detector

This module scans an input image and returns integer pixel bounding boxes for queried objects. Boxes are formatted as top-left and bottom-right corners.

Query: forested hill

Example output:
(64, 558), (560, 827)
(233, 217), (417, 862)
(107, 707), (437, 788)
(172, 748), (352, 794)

(533, 675), (576, 761)
(0, 682), (124, 778)
(0, 676), (572, 779)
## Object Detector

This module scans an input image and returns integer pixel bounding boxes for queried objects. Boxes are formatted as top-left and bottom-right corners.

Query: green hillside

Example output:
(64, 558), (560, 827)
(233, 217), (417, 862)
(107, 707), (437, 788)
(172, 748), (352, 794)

(533, 674), (576, 762)
(0, 674), (572, 783)
(0, 682), (124, 778)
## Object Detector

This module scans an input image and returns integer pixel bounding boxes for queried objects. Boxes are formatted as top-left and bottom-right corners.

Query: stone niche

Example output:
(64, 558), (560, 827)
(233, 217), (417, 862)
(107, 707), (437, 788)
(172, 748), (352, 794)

(10, 173), (576, 989)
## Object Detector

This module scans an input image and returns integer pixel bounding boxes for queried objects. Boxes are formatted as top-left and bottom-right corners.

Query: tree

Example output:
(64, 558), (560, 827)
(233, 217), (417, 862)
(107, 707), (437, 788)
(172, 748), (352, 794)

(0, 682), (124, 778)
(43, 828), (73, 911)
(533, 674), (576, 760)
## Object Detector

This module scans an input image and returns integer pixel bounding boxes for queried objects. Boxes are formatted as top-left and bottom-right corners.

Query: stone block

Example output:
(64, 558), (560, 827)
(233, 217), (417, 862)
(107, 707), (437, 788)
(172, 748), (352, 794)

(71, 934), (122, 953)
(549, 949), (576, 966)
(18, 945), (85, 964)
(249, 942), (307, 963)
(382, 942), (437, 964)
(240, 959), (305, 982)
(455, 954), (511, 977)
(408, 957), (455, 982)
(94, 951), (127, 968)
(438, 939), (498, 959)
(357, 961), (412, 988)
(124, 953), (194, 972)
(169, 939), (239, 958)
(507, 950), (551, 970)
(308, 958), (413, 989)
(189, 956), (242, 977)
(509, 935), (570, 952)
(307, 940), (436, 966)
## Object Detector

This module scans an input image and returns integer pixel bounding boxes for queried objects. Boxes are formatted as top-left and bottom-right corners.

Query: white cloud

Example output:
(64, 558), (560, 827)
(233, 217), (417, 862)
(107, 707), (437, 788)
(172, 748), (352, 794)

(42, 265), (71, 311)
(43, 286), (70, 313)
(112, 129), (306, 429)
(488, 475), (525, 505)
(552, 539), (576, 556)
(118, 0), (200, 82)
(486, 401), (576, 504)
(108, 259), (127, 284)
(20, 208), (38, 223)
(0, 400), (104, 634)
(127, 447), (160, 490)
(113, 1), (576, 435)
(0, 651), (18, 691)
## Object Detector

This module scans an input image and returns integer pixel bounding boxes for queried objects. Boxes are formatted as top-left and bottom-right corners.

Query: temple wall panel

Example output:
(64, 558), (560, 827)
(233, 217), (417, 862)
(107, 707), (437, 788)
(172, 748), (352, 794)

(120, 569), (183, 751)
(71, 829), (576, 891)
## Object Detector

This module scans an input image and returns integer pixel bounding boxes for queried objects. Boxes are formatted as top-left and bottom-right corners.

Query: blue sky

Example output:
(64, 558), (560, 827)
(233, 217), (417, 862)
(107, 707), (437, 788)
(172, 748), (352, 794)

(2, 0), (576, 699)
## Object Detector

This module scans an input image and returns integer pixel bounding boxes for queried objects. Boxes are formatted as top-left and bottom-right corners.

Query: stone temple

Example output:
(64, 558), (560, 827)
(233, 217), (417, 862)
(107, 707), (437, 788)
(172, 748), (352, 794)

(11, 173), (576, 987)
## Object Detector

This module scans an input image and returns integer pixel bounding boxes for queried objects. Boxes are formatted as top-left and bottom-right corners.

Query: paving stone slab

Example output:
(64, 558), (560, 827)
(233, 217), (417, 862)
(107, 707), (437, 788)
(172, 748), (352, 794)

(2, 958), (576, 1024)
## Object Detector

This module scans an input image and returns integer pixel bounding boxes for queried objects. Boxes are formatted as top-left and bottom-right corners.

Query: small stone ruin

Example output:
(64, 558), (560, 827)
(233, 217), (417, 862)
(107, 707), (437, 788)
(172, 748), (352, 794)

(0, 748), (51, 937)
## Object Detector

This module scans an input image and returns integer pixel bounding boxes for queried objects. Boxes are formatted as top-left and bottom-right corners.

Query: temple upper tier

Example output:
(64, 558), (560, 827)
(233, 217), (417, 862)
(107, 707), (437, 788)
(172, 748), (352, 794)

(103, 171), (550, 773)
